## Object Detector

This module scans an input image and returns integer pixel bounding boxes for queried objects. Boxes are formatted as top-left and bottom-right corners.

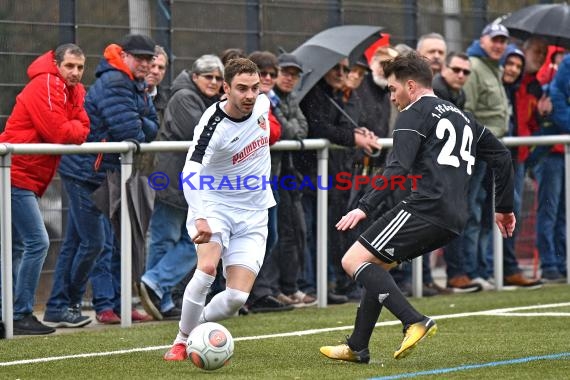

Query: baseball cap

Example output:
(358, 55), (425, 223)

(481, 24), (509, 39)
(120, 34), (156, 56)
(277, 53), (303, 72)
(354, 56), (371, 71)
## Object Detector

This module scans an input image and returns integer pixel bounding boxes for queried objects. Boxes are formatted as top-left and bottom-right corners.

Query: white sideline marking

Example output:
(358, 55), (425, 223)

(487, 312), (570, 317)
(1, 302), (569, 367)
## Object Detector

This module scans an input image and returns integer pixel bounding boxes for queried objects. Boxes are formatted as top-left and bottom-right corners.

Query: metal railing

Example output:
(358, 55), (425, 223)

(1, 135), (569, 338)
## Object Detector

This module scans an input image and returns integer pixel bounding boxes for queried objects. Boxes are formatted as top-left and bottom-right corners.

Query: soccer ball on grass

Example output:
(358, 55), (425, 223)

(186, 322), (234, 370)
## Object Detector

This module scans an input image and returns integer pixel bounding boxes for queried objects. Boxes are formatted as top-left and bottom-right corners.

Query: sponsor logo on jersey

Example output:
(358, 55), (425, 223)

(230, 136), (239, 143)
(232, 136), (269, 165)
(257, 115), (266, 130)
(385, 247), (395, 256)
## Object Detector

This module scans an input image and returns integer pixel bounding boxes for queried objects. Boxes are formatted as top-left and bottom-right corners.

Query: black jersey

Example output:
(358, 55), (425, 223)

(358, 94), (513, 235)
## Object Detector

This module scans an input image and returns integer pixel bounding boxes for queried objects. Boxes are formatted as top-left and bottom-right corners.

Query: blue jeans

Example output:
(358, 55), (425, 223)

(266, 188), (280, 255)
(299, 193), (317, 293)
(491, 161), (526, 277)
(1, 187), (50, 319)
(142, 200), (196, 312)
(444, 235), (464, 279)
(90, 218), (120, 313)
(535, 154), (567, 275)
(46, 176), (106, 314)
(461, 161), (491, 279)
(249, 188), (279, 302)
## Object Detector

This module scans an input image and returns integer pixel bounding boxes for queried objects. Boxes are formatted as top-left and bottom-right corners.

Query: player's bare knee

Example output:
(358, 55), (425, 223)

(198, 263), (217, 277)
(341, 254), (358, 276)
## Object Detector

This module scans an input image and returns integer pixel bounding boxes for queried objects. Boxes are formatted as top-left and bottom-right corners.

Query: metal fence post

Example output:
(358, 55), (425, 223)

(492, 232), (504, 290)
(120, 147), (134, 327)
(411, 257), (423, 297)
(0, 146), (13, 338)
(316, 144), (329, 307)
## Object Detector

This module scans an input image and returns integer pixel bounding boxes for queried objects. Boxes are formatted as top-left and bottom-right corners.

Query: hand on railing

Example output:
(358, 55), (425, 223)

(354, 127), (381, 157)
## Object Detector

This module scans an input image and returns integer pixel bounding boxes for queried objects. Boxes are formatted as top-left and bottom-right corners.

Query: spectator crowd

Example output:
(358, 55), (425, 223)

(0, 23), (568, 337)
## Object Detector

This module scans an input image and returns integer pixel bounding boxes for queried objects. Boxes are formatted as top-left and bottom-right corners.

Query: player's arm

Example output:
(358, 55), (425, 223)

(357, 112), (422, 217)
(181, 115), (218, 243)
(474, 123), (514, 214)
(181, 159), (206, 219)
(181, 158), (213, 244)
(474, 122), (516, 237)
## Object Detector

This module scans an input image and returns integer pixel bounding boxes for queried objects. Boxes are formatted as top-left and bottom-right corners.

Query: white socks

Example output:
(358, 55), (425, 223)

(174, 269), (214, 345)
(202, 287), (249, 322)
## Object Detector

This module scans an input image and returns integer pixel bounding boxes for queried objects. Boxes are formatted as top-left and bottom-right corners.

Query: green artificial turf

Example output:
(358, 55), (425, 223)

(1, 284), (569, 379)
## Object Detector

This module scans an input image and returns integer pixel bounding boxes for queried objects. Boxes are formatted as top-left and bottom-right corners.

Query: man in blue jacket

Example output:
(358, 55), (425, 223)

(44, 34), (158, 327)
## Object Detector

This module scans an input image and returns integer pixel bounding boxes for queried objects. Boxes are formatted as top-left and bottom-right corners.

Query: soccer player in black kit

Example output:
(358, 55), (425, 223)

(320, 52), (516, 363)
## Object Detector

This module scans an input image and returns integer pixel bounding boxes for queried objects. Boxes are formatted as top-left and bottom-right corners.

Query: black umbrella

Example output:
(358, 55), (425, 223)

(292, 25), (383, 100)
(500, 3), (570, 48)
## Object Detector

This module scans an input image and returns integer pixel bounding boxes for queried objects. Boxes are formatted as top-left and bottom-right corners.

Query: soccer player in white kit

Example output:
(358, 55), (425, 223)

(164, 58), (276, 361)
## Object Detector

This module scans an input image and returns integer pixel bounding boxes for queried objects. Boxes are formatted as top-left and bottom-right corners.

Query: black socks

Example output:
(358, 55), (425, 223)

(348, 263), (424, 350)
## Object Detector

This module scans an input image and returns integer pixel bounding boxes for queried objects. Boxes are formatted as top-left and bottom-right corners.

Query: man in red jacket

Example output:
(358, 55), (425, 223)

(0, 43), (90, 335)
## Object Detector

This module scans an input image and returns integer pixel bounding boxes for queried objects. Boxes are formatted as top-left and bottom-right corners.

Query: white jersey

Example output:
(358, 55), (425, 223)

(181, 93), (276, 219)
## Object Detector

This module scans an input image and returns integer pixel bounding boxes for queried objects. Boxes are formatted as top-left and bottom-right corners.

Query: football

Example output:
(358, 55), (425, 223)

(186, 322), (234, 370)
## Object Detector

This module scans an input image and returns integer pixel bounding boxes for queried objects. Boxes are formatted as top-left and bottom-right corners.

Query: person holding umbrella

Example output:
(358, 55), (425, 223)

(295, 57), (381, 303)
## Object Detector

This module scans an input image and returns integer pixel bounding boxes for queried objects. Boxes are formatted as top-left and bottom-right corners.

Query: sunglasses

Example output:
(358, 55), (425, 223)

(260, 71), (277, 79)
(332, 64), (351, 75)
(449, 67), (471, 76)
(200, 74), (224, 82)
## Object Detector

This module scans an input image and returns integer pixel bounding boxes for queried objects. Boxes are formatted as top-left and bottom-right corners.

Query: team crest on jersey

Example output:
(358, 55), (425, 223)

(257, 116), (266, 130)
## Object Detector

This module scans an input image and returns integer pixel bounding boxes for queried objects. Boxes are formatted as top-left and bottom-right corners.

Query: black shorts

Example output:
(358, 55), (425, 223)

(358, 203), (457, 264)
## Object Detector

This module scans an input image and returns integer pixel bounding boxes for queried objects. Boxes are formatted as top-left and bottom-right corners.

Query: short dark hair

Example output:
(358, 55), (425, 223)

(223, 57), (259, 85)
(220, 48), (246, 66)
(382, 51), (433, 88)
(54, 43), (84, 65)
(445, 51), (469, 66)
(248, 50), (278, 71)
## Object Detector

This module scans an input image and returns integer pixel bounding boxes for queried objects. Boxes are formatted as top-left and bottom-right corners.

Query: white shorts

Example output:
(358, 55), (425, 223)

(187, 202), (268, 277)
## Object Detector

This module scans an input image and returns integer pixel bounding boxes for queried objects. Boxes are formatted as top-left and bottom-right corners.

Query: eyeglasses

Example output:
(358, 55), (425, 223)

(449, 67), (471, 76)
(332, 64), (350, 75)
(200, 74), (224, 82)
(260, 71), (277, 79)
